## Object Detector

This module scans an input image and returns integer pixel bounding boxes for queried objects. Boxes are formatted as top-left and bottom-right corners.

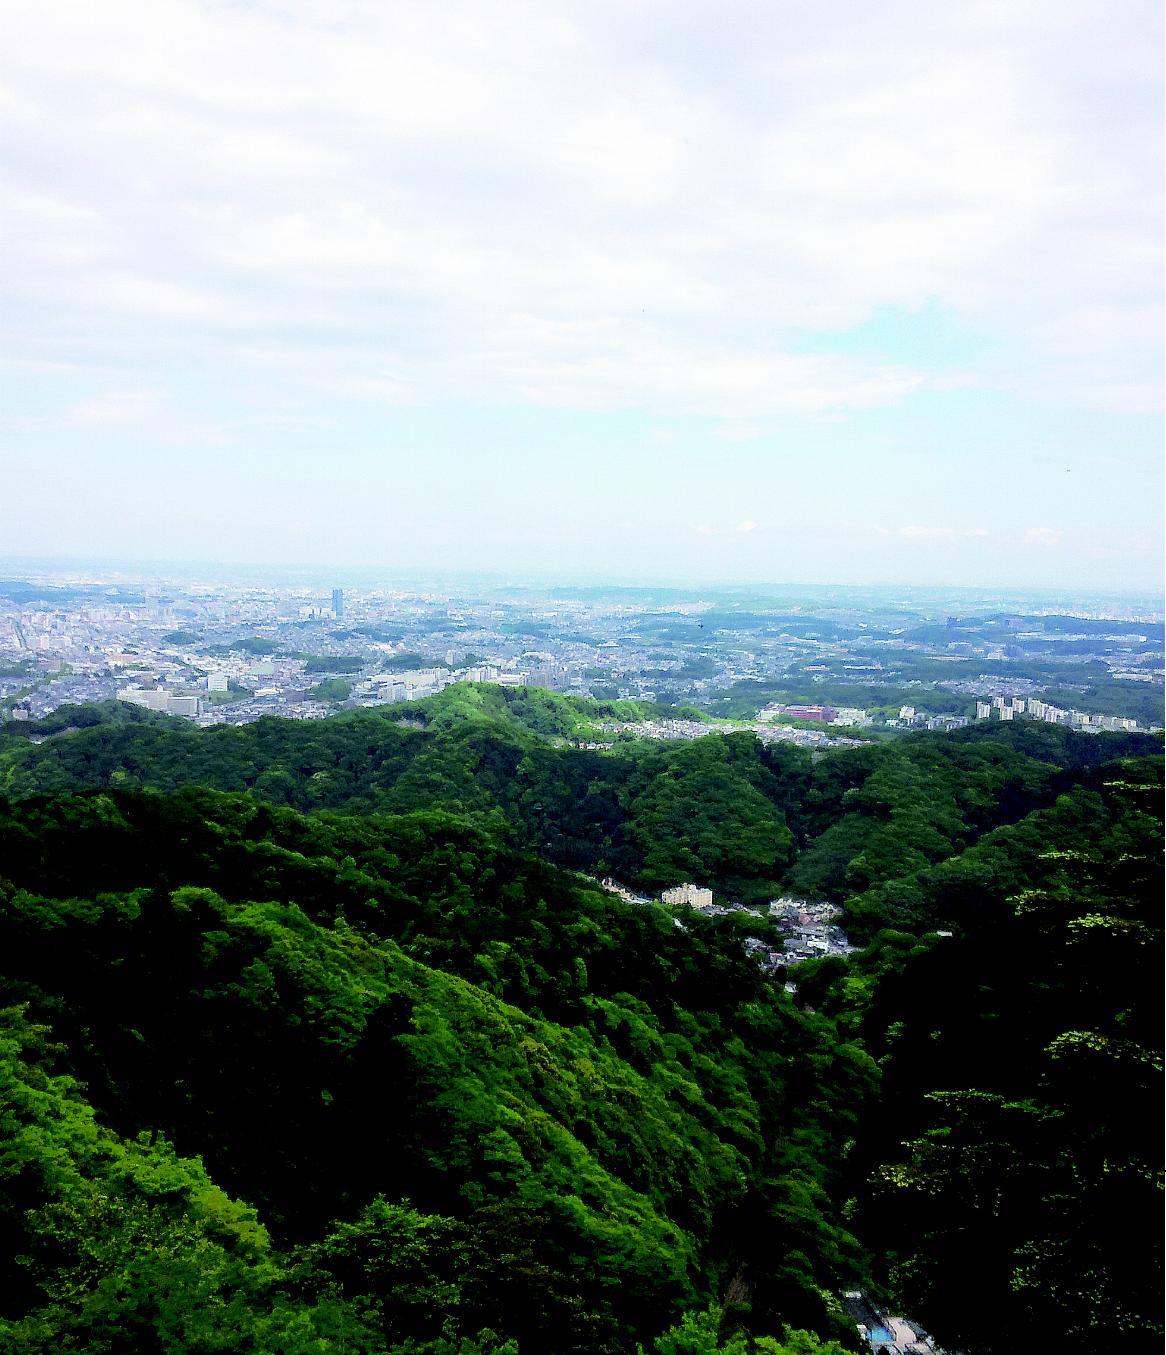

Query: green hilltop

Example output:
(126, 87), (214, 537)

(0, 686), (1160, 1352)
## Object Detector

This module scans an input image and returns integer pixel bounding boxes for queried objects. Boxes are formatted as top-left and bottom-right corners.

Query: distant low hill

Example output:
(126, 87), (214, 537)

(1, 685), (1158, 925)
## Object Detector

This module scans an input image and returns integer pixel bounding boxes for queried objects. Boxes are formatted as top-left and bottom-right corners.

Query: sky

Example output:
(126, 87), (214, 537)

(1, 0), (1162, 590)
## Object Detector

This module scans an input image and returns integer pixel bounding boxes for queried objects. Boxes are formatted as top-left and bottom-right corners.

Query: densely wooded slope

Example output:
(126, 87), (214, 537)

(2, 684), (1156, 925)
(0, 689), (1160, 1352)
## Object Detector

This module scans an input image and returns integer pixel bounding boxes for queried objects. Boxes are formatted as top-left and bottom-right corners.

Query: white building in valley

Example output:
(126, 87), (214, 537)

(661, 882), (714, 909)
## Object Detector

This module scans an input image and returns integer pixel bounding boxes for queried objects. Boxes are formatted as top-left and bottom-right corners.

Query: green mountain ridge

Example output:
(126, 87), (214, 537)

(0, 688), (1160, 1352)
(2, 685), (1157, 924)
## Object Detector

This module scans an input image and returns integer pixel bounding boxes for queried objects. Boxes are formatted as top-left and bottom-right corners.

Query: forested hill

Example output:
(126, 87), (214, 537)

(0, 688), (1161, 1353)
(1, 684), (1158, 934)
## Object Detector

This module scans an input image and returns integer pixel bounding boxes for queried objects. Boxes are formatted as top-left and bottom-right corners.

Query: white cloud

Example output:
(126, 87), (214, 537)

(1023, 526), (1062, 547)
(81, 273), (218, 319)
(0, 0), (1157, 420)
(465, 316), (926, 414)
(329, 371), (416, 403)
(735, 520), (759, 534)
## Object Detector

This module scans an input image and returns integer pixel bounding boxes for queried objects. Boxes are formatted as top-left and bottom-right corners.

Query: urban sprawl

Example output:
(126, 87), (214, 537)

(2, 573), (1160, 743)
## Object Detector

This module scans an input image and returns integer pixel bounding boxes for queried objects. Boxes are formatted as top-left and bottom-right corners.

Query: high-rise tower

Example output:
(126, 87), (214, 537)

(332, 588), (344, 620)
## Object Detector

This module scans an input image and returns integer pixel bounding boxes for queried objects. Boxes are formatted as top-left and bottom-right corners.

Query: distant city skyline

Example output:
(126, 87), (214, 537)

(1, 554), (1161, 618)
(1, 2), (1161, 591)
(5, 557), (1161, 732)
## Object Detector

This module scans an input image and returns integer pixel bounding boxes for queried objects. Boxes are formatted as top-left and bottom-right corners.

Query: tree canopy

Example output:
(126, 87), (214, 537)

(0, 690), (1159, 1352)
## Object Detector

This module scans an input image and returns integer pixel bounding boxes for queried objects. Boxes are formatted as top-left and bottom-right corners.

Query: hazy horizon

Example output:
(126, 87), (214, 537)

(2, 2), (1162, 591)
(1, 551), (1161, 612)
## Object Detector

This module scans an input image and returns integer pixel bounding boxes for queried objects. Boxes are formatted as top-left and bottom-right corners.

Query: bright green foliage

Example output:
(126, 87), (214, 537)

(842, 779), (1164, 1354)
(0, 787), (875, 1352)
(623, 735), (795, 901)
(0, 1006), (383, 1354)
(308, 677), (353, 702)
(786, 736), (1054, 904)
(646, 1305), (852, 1353)
(0, 695), (1159, 1354)
(0, 691), (1156, 919)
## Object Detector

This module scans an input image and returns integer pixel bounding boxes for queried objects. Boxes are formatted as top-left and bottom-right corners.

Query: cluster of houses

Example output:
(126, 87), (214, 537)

(766, 896), (855, 963)
(596, 879), (856, 971)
